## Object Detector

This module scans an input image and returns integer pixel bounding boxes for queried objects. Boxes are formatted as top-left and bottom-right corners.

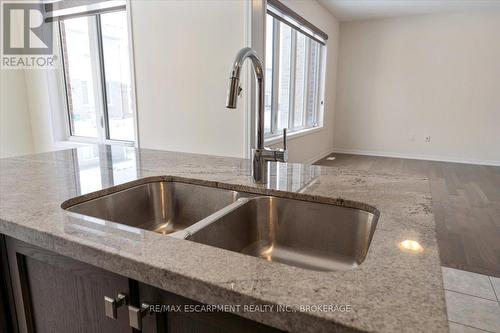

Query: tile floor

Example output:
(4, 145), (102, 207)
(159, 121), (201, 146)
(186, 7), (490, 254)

(442, 267), (500, 333)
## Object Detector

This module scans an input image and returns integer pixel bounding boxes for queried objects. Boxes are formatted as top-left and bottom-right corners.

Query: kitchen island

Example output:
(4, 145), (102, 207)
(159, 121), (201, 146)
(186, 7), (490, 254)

(0, 145), (448, 332)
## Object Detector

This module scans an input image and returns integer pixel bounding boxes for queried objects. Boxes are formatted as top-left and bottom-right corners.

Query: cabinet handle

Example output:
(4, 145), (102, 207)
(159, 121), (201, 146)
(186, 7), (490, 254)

(104, 293), (128, 320)
(128, 302), (151, 330)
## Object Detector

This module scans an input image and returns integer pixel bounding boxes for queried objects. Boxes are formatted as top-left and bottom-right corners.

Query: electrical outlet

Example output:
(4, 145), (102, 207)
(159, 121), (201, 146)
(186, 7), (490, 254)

(425, 136), (431, 143)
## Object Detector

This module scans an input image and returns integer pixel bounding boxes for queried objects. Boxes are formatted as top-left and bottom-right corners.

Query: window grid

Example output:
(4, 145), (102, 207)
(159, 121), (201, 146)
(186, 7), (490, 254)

(59, 11), (135, 144)
(265, 14), (324, 139)
(288, 29), (297, 130)
(294, 32), (308, 129)
(271, 18), (280, 135)
(95, 14), (111, 140)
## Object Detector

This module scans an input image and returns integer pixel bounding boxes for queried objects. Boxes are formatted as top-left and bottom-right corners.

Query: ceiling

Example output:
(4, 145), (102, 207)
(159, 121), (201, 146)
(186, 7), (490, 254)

(318, 0), (500, 22)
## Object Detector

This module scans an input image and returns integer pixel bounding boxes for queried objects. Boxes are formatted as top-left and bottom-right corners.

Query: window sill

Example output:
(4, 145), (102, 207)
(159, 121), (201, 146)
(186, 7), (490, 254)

(67, 136), (135, 146)
(52, 139), (134, 151)
(265, 126), (323, 145)
(52, 140), (93, 150)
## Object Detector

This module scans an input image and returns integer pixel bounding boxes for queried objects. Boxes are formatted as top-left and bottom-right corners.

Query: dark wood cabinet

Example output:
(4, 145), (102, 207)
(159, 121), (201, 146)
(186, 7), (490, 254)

(1, 236), (133, 333)
(0, 236), (282, 333)
(138, 283), (281, 333)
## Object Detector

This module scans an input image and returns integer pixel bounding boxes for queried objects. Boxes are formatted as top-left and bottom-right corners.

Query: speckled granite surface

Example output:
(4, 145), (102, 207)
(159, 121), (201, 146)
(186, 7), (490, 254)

(0, 145), (448, 333)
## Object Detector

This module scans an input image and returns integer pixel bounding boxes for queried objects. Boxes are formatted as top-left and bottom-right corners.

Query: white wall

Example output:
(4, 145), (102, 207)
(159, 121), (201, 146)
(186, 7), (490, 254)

(0, 8), (65, 158)
(130, 0), (248, 158)
(269, 0), (340, 163)
(0, 70), (34, 158)
(130, 0), (339, 163)
(334, 10), (500, 165)
(24, 70), (60, 153)
(0, 69), (64, 158)
(0, 11), (34, 158)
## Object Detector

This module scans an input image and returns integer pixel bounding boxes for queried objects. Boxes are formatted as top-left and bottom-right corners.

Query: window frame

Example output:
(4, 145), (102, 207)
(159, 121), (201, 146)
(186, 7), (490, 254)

(264, 13), (327, 142)
(57, 9), (136, 146)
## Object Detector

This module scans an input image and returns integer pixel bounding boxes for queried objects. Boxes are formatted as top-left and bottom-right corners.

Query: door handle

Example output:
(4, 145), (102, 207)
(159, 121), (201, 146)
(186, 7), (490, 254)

(104, 293), (128, 319)
(128, 302), (151, 330)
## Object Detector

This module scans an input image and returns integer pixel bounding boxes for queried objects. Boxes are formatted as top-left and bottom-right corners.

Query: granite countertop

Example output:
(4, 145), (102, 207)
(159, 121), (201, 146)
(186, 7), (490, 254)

(0, 145), (448, 333)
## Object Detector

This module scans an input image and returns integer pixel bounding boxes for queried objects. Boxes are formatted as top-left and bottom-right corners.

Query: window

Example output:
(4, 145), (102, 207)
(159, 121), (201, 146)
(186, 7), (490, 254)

(265, 1), (327, 139)
(59, 9), (135, 143)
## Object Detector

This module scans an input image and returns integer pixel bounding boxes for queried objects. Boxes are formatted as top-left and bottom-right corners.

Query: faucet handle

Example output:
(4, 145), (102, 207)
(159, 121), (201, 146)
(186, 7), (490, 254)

(283, 128), (287, 150)
(273, 128), (288, 163)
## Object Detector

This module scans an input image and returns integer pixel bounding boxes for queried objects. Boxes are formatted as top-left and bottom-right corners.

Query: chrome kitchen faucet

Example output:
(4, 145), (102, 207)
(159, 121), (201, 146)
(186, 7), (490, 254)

(226, 47), (288, 184)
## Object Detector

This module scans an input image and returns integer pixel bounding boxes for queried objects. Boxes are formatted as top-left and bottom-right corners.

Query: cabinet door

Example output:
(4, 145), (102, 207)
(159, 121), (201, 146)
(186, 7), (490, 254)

(137, 283), (283, 333)
(0, 237), (15, 333)
(3, 236), (133, 333)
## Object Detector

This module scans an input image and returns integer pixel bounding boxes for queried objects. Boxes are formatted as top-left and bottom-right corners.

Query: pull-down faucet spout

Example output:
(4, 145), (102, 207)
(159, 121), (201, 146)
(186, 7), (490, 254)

(226, 47), (287, 184)
(226, 47), (266, 150)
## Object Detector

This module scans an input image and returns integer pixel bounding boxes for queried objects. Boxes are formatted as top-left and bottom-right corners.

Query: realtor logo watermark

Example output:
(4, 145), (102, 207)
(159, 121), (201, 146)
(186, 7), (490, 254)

(1, 1), (56, 69)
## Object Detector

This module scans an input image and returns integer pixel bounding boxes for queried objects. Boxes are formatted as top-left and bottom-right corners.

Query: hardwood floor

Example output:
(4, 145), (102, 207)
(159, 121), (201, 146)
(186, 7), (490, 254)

(314, 153), (500, 277)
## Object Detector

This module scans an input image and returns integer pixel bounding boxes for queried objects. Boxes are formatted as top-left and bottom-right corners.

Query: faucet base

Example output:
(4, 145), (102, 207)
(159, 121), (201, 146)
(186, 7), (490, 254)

(251, 148), (288, 184)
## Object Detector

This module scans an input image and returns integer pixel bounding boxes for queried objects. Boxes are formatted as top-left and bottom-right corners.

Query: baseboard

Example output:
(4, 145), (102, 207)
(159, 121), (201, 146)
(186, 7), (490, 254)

(304, 149), (334, 165)
(331, 148), (500, 167)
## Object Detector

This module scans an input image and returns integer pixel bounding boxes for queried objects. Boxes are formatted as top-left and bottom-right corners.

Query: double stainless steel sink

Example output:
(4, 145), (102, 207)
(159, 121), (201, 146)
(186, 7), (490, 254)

(63, 180), (379, 271)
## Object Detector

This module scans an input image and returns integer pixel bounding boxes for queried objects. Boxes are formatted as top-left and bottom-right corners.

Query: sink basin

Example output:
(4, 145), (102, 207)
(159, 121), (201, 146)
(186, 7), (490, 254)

(64, 181), (241, 234)
(63, 178), (378, 271)
(186, 197), (379, 271)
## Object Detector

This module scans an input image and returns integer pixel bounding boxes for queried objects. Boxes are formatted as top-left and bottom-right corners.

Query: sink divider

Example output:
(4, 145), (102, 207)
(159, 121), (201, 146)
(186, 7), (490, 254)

(168, 197), (256, 240)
